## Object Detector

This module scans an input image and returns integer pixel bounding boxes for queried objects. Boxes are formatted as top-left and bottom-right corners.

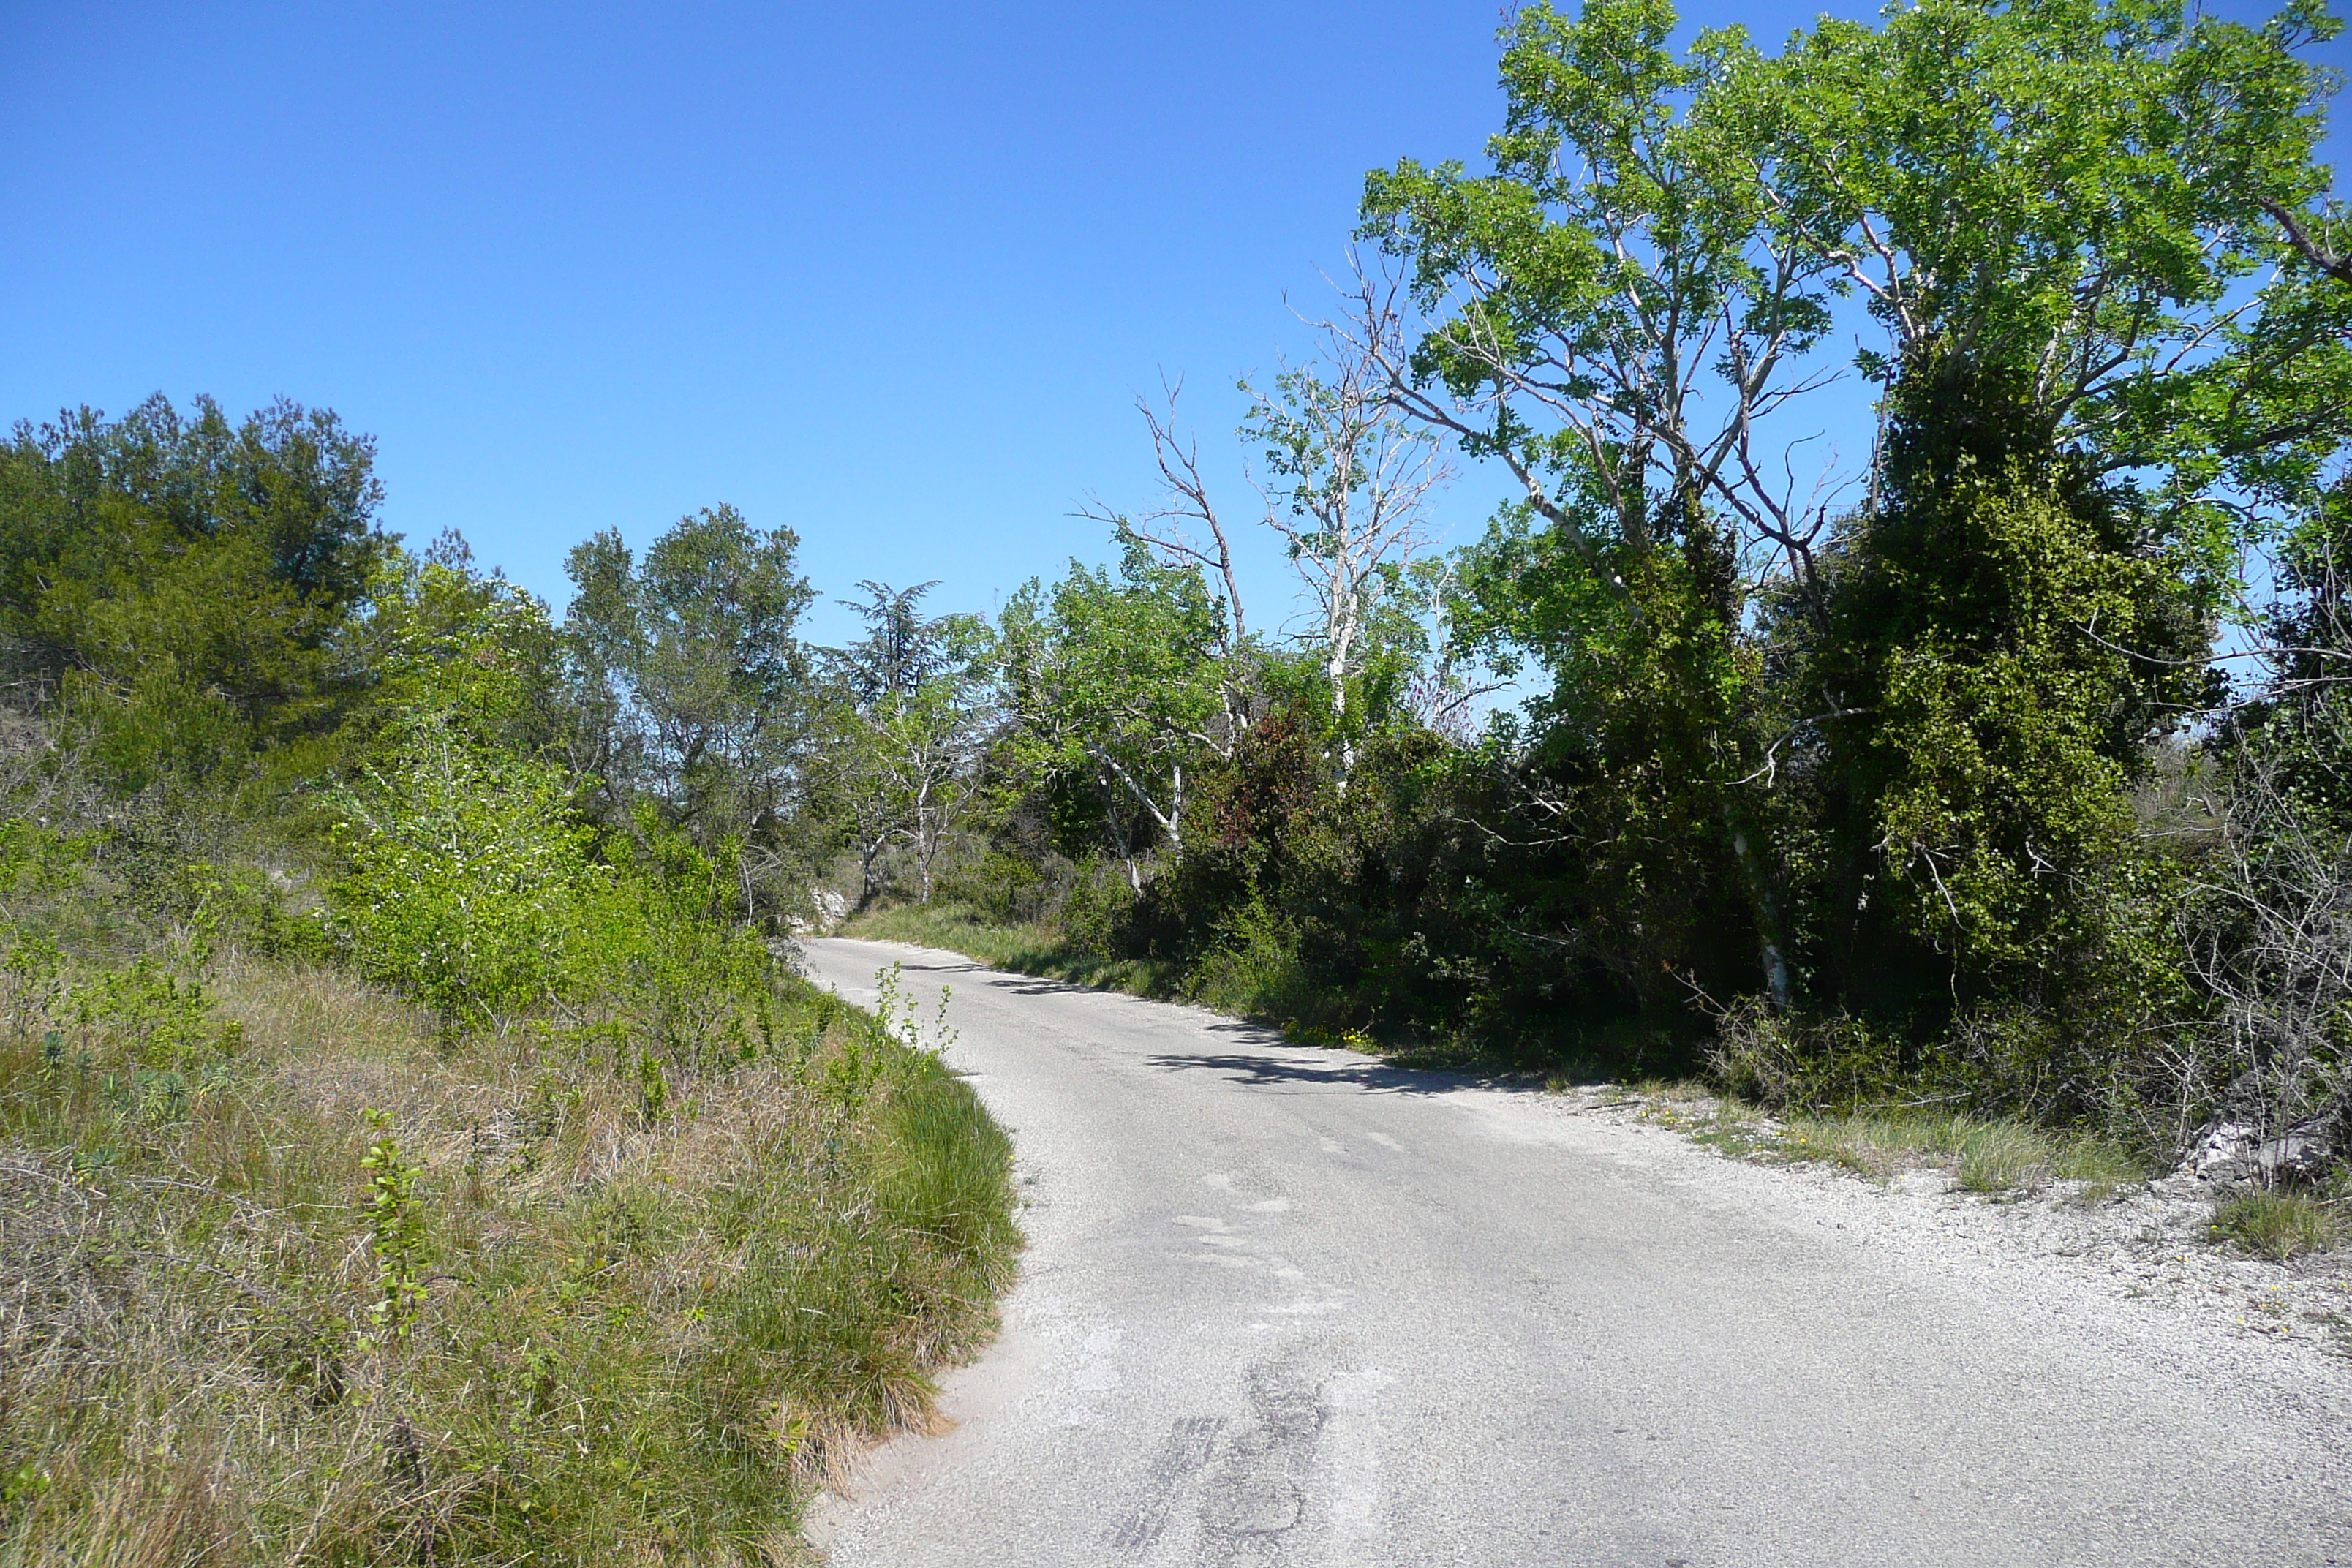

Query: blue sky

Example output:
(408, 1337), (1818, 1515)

(4, 1), (2345, 647)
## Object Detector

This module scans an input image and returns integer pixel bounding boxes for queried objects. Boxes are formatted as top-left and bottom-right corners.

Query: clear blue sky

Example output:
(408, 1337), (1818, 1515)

(4, 1), (2344, 647)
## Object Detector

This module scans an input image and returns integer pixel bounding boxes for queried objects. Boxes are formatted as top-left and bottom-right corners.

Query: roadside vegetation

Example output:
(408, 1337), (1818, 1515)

(0, 404), (1016, 1564)
(845, 900), (1173, 1000)
(0, 939), (1010, 1565)
(2212, 1187), (2348, 1262)
(12, 0), (2352, 1547)
(1591, 1086), (2148, 1202)
(837, 0), (2352, 1256)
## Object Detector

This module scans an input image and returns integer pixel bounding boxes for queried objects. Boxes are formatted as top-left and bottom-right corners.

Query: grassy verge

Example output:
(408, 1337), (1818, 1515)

(836, 903), (1695, 1074)
(0, 941), (1018, 1565)
(1604, 1085), (2147, 1200)
(837, 903), (2350, 1264)
(843, 904), (2151, 1198)
(840, 902), (1177, 998)
(2211, 1188), (2345, 1262)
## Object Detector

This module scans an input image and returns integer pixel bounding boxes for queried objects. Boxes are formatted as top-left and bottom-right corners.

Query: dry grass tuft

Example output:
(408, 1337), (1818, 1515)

(1763, 1109), (2138, 1197)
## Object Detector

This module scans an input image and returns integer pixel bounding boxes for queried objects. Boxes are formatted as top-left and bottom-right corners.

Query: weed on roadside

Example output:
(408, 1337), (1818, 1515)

(1607, 1088), (2143, 1201)
(2212, 1189), (2342, 1262)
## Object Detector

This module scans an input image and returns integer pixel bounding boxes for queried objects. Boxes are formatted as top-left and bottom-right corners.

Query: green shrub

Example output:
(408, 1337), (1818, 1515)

(1706, 999), (1902, 1112)
(1055, 854), (1139, 958)
(331, 718), (600, 1029)
(932, 848), (1049, 925)
(1186, 894), (1332, 1032)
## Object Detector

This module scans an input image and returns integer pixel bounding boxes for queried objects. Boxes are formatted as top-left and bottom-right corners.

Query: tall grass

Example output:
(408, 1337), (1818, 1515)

(2211, 1188), (2342, 1261)
(1774, 1109), (2143, 1197)
(0, 941), (1017, 1565)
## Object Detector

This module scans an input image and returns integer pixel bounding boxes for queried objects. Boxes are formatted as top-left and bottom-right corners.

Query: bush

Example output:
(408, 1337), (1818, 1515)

(331, 717), (598, 1030)
(1705, 998), (1903, 1112)
(1055, 854), (1139, 958)
(931, 846), (1052, 926)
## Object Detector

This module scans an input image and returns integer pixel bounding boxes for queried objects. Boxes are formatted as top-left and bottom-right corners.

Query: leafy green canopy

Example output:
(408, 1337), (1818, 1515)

(1352, 0), (2351, 1050)
(1364, 0), (2345, 594)
(999, 540), (1239, 877)
(564, 506), (816, 840)
(1806, 362), (2209, 1038)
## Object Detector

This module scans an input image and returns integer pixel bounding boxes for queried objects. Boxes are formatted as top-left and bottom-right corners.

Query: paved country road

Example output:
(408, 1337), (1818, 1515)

(799, 937), (2352, 1568)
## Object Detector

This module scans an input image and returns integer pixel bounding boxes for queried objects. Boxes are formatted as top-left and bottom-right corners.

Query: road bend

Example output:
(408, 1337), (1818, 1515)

(799, 936), (2352, 1568)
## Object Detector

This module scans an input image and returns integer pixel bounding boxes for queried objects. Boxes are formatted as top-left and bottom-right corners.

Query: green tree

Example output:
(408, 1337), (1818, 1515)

(1739, 0), (2344, 1036)
(818, 581), (996, 905)
(331, 589), (601, 1032)
(1000, 542), (1237, 889)
(0, 395), (388, 794)
(562, 507), (818, 914)
(1806, 362), (2209, 1038)
(353, 531), (568, 761)
(1359, 0), (1836, 1000)
(1725, 0), (2347, 508)
(1363, 0), (2350, 1029)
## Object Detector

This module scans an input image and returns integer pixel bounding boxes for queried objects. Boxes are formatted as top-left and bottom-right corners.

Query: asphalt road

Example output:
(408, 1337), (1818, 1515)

(800, 936), (2352, 1568)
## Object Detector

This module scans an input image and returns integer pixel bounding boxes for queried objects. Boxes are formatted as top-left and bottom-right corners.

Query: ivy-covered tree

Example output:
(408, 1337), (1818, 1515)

(1360, 0), (2351, 1048)
(1748, 0), (2345, 1044)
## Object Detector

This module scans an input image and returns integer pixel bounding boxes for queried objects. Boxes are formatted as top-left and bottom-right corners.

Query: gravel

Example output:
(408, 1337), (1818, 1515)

(1553, 1086), (2352, 1402)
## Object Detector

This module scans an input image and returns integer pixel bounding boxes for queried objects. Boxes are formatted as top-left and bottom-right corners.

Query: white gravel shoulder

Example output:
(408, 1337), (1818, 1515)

(1548, 1085), (2352, 1408)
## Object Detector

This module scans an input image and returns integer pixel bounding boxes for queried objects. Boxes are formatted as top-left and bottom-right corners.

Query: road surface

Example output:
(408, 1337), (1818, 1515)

(801, 936), (2352, 1568)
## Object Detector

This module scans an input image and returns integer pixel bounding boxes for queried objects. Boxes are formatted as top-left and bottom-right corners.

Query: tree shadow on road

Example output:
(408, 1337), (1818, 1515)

(826, 939), (1561, 1096)
(1142, 1036), (1531, 1100)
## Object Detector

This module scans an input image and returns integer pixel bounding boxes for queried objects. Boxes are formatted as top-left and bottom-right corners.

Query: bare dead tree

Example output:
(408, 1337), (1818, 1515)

(1075, 377), (1262, 756)
(1078, 375), (1250, 655)
(1244, 315), (1455, 784)
(1396, 556), (1506, 747)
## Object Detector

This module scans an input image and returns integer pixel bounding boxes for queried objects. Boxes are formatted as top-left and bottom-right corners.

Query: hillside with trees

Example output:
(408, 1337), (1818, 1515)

(0, 400), (1017, 1562)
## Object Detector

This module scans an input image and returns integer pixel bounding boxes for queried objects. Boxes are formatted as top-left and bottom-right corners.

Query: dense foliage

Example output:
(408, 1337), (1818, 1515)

(891, 0), (2352, 1172)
